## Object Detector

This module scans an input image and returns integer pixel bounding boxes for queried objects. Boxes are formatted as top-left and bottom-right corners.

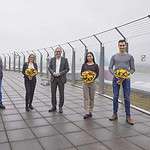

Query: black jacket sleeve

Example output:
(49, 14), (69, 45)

(81, 64), (85, 76)
(59, 58), (70, 76)
(22, 63), (27, 76)
(95, 64), (99, 79)
(48, 58), (55, 76)
(0, 57), (3, 79)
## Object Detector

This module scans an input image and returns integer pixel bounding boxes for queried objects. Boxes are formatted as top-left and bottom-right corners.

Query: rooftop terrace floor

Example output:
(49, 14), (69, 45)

(0, 71), (150, 150)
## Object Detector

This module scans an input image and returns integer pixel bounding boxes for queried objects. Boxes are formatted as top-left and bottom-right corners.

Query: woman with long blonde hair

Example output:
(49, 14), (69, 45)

(22, 54), (38, 112)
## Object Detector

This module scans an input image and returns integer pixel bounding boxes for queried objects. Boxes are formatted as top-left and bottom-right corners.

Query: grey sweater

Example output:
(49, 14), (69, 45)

(0, 57), (3, 80)
(109, 53), (135, 75)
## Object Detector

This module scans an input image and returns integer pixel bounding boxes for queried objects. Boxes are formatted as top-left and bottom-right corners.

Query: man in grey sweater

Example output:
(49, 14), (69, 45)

(109, 39), (135, 125)
(0, 56), (5, 109)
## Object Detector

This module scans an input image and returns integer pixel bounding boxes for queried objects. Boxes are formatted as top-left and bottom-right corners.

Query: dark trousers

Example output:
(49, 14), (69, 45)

(113, 77), (131, 116)
(24, 78), (36, 108)
(51, 78), (65, 108)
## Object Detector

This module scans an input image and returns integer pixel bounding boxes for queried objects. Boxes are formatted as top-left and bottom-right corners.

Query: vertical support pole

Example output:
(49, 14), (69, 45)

(51, 47), (55, 57)
(8, 54), (11, 71)
(44, 48), (50, 78)
(13, 52), (16, 72)
(27, 51), (30, 55)
(93, 35), (105, 94)
(126, 42), (129, 53)
(21, 52), (25, 66)
(100, 46), (105, 94)
(2, 54), (6, 70)
(115, 27), (128, 52)
(37, 50), (43, 75)
(18, 54), (21, 72)
(16, 52), (21, 72)
(68, 42), (76, 84)
(79, 39), (88, 61)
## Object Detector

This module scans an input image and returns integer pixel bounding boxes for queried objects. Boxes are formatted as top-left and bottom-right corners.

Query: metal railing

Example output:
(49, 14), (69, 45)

(1, 15), (150, 113)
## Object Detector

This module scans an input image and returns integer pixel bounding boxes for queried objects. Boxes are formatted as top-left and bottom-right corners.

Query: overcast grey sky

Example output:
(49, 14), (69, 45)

(0, 0), (150, 53)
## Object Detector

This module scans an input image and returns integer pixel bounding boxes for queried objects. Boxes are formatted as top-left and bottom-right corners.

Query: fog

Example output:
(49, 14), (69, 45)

(0, 0), (150, 53)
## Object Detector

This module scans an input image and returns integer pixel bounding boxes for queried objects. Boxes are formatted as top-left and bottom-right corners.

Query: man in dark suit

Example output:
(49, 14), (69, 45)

(48, 47), (69, 113)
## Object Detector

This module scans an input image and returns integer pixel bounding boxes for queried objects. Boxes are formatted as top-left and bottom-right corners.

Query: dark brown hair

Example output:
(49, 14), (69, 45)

(84, 52), (96, 64)
(118, 39), (127, 44)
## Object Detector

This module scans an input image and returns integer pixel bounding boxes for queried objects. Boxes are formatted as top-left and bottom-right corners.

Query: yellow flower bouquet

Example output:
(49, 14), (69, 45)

(114, 68), (130, 85)
(25, 68), (38, 77)
(81, 70), (96, 84)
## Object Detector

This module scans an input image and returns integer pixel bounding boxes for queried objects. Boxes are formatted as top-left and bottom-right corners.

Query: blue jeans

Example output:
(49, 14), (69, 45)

(112, 77), (131, 116)
(0, 79), (2, 104)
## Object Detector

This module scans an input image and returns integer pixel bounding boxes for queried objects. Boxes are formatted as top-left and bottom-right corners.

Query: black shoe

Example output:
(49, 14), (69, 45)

(59, 108), (63, 113)
(25, 107), (30, 112)
(83, 114), (90, 119)
(29, 105), (34, 110)
(48, 107), (56, 112)
(0, 103), (6, 109)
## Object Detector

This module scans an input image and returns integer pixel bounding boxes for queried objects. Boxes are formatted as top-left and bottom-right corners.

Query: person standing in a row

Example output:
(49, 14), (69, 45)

(22, 54), (38, 112)
(109, 39), (135, 125)
(48, 47), (69, 113)
(0, 56), (5, 109)
(81, 52), (99, 119)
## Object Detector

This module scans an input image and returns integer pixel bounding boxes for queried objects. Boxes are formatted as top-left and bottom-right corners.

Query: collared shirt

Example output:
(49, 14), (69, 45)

(28, 62), (35, 69)
(56, 57), (61, 73)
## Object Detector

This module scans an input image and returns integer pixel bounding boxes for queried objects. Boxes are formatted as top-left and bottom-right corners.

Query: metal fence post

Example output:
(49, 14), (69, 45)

(68, 42), (76, 84)
(2, 54), (6, 70)
(115, 27), (128, 52)
(79, 39), (88, 61)
(93, 35), (105, 94)
(15, 52), (21, 72)
(13, 52), (16, 71)
(27, 51), (30, 55)
(51, 47), (55, 57)
(7, 54), (11, 71)
(37, 50), (43, 75)
(44, 48), (50, 78)
(21, 52), (25, 65)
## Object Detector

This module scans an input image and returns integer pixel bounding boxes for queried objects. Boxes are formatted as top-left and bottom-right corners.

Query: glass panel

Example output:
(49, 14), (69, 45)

(128, 35), (150, 111)
(40, 49), (47, 74)
(15, 53), (21, 71)
(62, 45), (72, 73)
(70, 41), (85, 84)
(19, 53), (25, 70)
(32, 51), (41, 73)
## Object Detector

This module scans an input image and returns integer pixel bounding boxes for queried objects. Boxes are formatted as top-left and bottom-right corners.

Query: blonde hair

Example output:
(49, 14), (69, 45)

(28, 54), (36, 63)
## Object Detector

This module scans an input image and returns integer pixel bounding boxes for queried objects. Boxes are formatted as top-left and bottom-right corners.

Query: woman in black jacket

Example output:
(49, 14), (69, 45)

(22, 54), (38, 112)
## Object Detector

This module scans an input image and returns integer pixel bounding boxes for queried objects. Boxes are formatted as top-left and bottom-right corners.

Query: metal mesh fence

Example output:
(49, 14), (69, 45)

(1, 15), (150, 112)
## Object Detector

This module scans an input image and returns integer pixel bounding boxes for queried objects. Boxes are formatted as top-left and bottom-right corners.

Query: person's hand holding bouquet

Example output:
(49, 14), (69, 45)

(114, 68), (130, 85)
(81, 70), (96, 84)
(25, 68), (38, 80)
